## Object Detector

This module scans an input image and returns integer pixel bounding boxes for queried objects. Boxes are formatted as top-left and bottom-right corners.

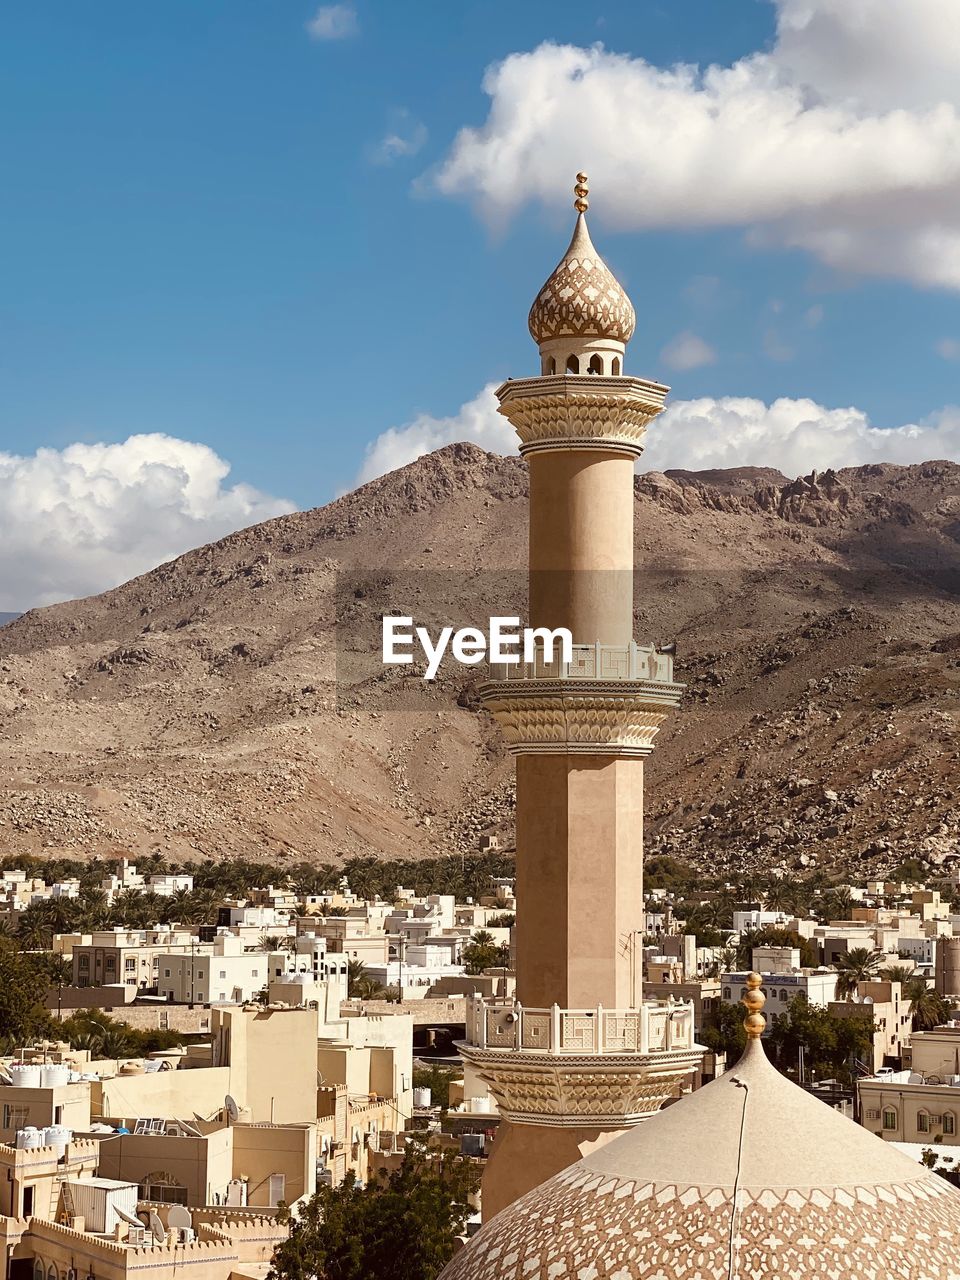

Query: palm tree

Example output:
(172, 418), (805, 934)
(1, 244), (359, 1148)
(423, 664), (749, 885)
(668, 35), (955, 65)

(259, 934), (283, 952)
(833, 947), (885, 999)
(905, 978), (953, 1031)
(880, 964), (914, 986)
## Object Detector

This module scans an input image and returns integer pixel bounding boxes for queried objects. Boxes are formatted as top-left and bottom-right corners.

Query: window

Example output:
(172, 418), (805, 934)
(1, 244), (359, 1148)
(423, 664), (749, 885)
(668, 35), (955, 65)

(723, 988), (731, 1000)
(268, 1174), (286, 1207)
(78, 955), (89, 969)
(164, 969), (171, 978)
(3, 1103), (29, 1129)
(945, 1113), (956, 1136)
(251, 969), (258, 978)
(611, 356), (621, 375)
(33, 1260), (43, 1280)
(918, 1112), (930, 1133)
(779, 990), (788, 1002)
(125, 958), (136, 971)
(219, 970), (227, 979)
(22, 1186), (33, 1216)
(587, 354), (603, 374)
(548, 357), (556, 374)
(139, 1172), (188, 1205)
(565, 354), (579, 374)
(882, 1108), (897, 1131)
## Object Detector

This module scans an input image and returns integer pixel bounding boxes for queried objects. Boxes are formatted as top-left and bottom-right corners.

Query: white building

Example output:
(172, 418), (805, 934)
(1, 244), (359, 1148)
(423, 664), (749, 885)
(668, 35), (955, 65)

(157, 936), (293, 1004)
(721, 970), (839, 1030)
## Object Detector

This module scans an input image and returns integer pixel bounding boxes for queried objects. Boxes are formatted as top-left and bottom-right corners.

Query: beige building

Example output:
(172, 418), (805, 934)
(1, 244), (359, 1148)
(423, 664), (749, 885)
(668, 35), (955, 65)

(97, 1119), (316, 1209)
(72, 929), (197, 990)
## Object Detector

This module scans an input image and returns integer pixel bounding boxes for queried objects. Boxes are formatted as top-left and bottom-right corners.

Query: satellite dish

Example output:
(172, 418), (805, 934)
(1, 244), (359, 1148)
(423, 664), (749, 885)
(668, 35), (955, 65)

(0, 1067), (13, 1086)
(167, 1205), (193, 1232)
(149, 1211), (166, 1245)
(225, 1094), (240, 1123)
(179, 1120), (203, 1138)
(115, 1206), (144, 1228)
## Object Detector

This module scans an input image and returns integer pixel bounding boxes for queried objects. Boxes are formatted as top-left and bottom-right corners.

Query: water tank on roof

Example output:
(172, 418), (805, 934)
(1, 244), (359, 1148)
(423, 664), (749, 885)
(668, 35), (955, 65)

(40, 1064), (70, 1088)
(413, 1087), (432, 1108)
(16, 1128), (42, 1149)
(8, 1065), (41, 1089)
(42, 1125), (71, 1152)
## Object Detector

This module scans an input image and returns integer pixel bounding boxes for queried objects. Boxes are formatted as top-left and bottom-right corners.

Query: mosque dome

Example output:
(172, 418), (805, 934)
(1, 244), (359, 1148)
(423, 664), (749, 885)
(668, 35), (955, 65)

(527, 174), (636, 349)
(442, 976), (960, 1280)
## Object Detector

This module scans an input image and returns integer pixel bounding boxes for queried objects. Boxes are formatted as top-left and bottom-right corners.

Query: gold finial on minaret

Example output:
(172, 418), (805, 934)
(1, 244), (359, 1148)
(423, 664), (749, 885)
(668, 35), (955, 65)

(574, 172), (589, 213)
(741, 972), (766, 1039)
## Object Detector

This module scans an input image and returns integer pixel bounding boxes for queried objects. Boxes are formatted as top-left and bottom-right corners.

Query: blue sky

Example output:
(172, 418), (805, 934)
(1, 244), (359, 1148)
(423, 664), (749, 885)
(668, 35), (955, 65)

(2, 0), (960, 607)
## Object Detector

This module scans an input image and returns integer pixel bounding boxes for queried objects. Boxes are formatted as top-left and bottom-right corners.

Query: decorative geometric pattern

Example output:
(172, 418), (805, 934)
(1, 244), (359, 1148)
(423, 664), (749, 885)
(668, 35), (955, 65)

(528, 214), (636, 344)
(441, 1161), (960, 1279)
(497, 384), (664, 458)
(458, 1044), (704, 1127)
(479, 684), (679, 756)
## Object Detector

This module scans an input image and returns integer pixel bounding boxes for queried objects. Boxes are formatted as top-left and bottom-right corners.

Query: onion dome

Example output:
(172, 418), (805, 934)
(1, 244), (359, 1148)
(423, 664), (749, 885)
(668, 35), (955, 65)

(442, 974), (960, 1279)
(527, 174), (636, 346)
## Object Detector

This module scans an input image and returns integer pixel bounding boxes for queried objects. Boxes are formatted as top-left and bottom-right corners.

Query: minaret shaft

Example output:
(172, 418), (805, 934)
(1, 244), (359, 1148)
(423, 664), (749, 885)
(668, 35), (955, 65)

(528, 449), (636, 646)
(515, 754), (643, 1008)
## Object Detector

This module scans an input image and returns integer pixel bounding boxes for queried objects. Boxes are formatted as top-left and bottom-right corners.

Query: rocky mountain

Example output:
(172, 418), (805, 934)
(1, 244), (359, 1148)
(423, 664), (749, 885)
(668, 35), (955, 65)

(1, 444), (960, 879)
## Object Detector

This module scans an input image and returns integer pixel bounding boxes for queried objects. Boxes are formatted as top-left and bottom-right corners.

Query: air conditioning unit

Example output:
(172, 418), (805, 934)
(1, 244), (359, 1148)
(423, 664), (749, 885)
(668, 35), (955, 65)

(128, 1227), (146, 1244)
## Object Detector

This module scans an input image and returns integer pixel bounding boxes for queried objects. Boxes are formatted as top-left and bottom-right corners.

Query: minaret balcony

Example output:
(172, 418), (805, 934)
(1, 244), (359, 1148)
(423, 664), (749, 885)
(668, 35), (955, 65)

(496, 375), (669, 458)
(488, 639), (676, 684)
(459, 995), (705, 1127)
(478, 641), (683, 757)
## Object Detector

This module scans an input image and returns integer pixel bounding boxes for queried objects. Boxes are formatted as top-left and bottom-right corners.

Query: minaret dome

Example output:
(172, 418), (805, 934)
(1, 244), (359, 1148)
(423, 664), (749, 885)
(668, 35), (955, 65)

(528, 173), (636, 377)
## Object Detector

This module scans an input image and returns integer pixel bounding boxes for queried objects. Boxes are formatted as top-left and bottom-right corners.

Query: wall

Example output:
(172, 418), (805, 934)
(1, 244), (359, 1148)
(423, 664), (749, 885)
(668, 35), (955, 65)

(94, 1068), (232, 1127)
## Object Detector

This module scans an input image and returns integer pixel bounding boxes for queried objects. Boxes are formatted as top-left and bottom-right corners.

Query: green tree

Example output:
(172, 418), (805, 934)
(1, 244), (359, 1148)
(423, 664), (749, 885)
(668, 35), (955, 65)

(904, 978), (953, 1031)
(0, 946), (55, 1043)
(268, 1138), (478, 1280)
(833, 947), (885, 999)
(735, 926), (817, 970)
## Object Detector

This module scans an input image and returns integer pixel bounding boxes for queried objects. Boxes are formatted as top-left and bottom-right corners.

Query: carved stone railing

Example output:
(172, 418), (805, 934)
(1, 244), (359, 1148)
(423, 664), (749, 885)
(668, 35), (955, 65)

(464, 995), (694, 1056)
(487, 641), (675, 686)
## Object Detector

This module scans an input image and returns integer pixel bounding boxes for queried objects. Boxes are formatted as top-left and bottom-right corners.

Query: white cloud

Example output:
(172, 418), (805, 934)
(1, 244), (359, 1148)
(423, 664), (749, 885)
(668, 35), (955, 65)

(356, 383), (960, 485)
(803, 304), (825, 328)
(0, 434), (294, 611)
(660, 331), (717, 371)
(936, 337), (960, 361)
(433, 0), (960, 289)
(370, 109), (428, 165)
(355, 385), (512, 484)
(646, 397), (960, 475)
(306, 3), (358, 40)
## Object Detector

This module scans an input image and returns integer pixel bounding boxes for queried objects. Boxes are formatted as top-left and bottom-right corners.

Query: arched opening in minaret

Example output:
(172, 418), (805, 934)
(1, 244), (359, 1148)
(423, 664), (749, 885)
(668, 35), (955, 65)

(565, 355), (580, 374)
(587, 354), (603, 374)
(611, 356), (621, 375)
(546, 356), (556, 375)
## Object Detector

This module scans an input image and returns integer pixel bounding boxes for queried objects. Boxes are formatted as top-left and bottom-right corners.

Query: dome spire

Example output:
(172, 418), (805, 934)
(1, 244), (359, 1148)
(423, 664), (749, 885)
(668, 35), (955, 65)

(742, 971), (766, 1039)
(528, 173), (636, 375)
(573, 171), (589, 213)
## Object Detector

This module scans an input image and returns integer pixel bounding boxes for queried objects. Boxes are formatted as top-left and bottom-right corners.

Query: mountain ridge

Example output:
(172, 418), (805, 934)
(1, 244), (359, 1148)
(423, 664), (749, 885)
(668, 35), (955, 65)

(1, 444), (959, 879)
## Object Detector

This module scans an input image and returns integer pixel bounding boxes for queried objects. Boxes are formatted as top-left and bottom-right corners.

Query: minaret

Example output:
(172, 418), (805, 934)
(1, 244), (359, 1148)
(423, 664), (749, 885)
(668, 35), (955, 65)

(460, 175), (704, 1219)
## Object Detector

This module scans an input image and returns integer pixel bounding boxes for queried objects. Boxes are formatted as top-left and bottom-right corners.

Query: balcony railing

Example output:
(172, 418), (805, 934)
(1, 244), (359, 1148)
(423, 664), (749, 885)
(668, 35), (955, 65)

(464, 995), (694, 1056)
(487, 641), (675, 685)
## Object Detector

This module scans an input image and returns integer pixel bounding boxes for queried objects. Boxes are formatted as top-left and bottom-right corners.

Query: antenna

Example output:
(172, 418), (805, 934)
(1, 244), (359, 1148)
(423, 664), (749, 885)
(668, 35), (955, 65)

(148, 1211), (166, 1245)
(225, 1094), (240, 1123)
(179, 1120), (203, 1138)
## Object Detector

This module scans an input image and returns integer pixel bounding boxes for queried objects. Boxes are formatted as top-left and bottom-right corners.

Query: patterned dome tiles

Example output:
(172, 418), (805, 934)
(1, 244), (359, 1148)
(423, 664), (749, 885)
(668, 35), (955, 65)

(528, 214), (636, 346)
